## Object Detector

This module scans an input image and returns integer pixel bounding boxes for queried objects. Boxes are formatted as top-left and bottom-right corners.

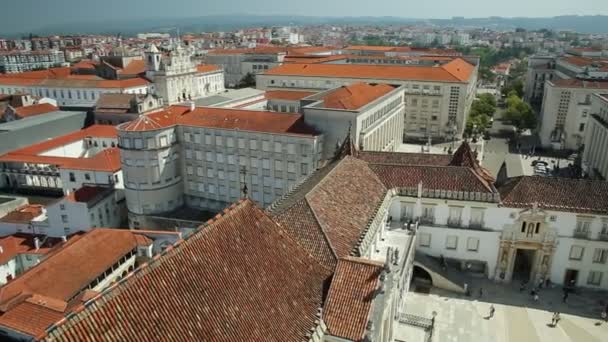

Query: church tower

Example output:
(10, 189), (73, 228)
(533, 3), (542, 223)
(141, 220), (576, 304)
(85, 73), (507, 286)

(145, 44), (162, 72)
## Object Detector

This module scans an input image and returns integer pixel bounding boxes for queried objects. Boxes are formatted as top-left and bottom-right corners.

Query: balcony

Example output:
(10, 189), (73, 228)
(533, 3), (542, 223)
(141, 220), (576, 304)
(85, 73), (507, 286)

(468, 221), (485, 230)
(573, 229), (590, 239)
(599, 232), (608, 242)
(419, 216), (434, 225)
(446, 218), (462, 228)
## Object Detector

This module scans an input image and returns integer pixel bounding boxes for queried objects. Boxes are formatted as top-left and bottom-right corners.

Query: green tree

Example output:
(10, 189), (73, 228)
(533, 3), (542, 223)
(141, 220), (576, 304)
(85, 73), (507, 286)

(238, 72), (256, 88)
(504, 94), (536, 132)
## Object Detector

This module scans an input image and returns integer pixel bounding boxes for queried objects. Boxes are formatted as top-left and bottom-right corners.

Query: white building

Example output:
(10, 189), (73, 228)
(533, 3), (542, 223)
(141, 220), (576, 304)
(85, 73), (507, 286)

(257, 59), (478, 141)
(117, 104), (323, 228)
(144, 44), (225, 104)
(299, 82), (405, 160)
(583, 93), (608, 179)
(539, 79), (608, 150)
(0, 125), (121, 195)
(46, 186), (126, 236)
(524, 55), (556, 107)
(0, 49), (66, 73)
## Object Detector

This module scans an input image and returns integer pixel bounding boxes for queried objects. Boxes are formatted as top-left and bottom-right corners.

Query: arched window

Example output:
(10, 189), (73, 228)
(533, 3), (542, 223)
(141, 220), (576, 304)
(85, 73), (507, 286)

(521, 221), (526, 233)
(535, 222), (541, 234)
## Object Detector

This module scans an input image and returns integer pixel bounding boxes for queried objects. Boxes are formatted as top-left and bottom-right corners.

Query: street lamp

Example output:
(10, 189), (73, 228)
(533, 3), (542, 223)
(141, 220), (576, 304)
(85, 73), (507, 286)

(430, 311), (437, 339)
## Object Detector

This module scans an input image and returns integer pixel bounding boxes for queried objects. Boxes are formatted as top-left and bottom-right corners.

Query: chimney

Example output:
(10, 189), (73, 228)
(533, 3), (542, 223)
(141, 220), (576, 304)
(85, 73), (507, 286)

(34, 237), (40, 250)
(189, 101), (195, 112)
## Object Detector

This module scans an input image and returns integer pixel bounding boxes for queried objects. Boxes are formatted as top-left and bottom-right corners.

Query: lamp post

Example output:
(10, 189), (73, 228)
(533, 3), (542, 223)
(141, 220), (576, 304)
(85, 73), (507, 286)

(430, 311), (437, 339)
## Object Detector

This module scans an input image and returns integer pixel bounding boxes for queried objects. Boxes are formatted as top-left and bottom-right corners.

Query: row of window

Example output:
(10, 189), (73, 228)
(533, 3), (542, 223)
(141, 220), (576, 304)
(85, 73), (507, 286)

(569, 245), (608, 264)
(362, 96), (402, 130)
(183, 133), (307, 155)
(418, 233), (480, 252)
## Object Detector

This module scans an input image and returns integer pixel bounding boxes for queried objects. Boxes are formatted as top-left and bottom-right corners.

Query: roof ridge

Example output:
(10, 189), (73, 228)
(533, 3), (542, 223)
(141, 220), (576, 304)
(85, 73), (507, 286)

(340, 256), (385, 268)
(304, 195), (340, 263)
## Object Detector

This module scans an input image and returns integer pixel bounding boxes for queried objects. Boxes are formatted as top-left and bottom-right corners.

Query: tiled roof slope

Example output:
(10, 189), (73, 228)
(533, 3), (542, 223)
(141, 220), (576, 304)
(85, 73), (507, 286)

(324, 257), (383, 341)
(44, 200), (331, 342)
(269, 156), (387, 266)
(264, 58), (475, 82)
(321, 83), (395, 110)
(13, 104), (59, 118)
(498, 176), (608, 214)
(368, 164), (495, 194)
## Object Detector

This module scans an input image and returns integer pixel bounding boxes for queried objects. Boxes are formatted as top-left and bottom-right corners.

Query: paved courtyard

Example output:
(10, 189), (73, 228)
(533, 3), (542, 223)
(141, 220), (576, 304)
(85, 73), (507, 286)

(395, 278), (608, 342)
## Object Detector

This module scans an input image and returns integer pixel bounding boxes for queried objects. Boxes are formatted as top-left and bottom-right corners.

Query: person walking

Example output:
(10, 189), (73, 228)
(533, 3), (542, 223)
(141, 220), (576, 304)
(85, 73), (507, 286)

(489, 305), (495, 319)
(553, 312), (561, 326)
(534, 293), (539, 302)
(551, 312), (557, 326)
(479, 287), (483, 298)
(562, 290), (569, 303)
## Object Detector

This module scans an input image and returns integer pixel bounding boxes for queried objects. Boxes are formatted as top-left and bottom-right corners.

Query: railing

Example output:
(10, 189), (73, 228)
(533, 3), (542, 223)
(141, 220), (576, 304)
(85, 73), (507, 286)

(447, 218), (462, 228)
(573, 230), (590, 239)
(420, 216), (434, 225)
(468, 221), (485, 230)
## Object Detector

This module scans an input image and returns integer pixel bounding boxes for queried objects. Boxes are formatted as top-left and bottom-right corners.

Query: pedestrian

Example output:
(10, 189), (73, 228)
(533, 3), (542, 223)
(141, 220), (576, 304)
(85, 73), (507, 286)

(545, 278), (550, 288)
(562, 291), (569, 303)
(534, 293), (539, 302)
(538, 278), (544, 289)
(489, 305), (495, 319)
(479, 287), (483, 298)
(519, 281), (526, 292)
(554, 312), (561, 326)
(602, 311), (607, 323)
(551, 312), (557, 326)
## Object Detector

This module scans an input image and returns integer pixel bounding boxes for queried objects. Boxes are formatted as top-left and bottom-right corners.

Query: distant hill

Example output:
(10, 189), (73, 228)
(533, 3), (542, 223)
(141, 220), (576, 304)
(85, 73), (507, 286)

(7, 14), (608, 38)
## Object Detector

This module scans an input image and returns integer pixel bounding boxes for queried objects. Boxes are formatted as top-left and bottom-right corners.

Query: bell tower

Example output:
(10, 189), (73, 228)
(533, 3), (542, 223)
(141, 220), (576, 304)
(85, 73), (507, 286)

(145, 44), (162, 72)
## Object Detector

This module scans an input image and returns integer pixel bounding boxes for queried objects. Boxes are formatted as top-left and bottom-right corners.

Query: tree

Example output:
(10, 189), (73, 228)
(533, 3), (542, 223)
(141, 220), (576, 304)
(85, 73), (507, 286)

(502, 79), (524, 98)
(504, 94), (536, 132)
(238, 72), (256, 88)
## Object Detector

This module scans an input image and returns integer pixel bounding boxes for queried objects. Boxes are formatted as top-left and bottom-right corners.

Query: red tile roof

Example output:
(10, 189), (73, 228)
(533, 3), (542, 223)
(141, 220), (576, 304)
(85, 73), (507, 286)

(66, 186), (111, 204)
(0, 229), (150, 339)
(43, 200), (332, 342)
(270, 156), (387, 267)
(0, 234), (63, 265)
(71, 60), (97, 70)
(264, 58), (475, 82)
(357, 151), (452, 166)
(120, 105), (320, 137)
(344, 45), (397, 52)
(265, 90), (316, 101)
(196, 64), (221, 73)
(499, 176), (608, 214)
(321, 83), (396, 110)
(324, 257), (384, 341)
(117, 59), (145, 75)
(13, 103), (59, 118)
(0, 205), (44, 224)
(0, 126), (119, 172)
(0, 67), (149, 89)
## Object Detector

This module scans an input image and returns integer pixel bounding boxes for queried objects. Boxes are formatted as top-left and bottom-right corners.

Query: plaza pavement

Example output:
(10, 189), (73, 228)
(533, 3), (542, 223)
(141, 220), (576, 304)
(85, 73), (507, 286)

(395, 278), (608, 342)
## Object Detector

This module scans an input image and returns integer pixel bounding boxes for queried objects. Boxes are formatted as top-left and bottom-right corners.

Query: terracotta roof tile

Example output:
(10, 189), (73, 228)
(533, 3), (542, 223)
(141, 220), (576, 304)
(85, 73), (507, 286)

(196, 64), (221, 73)
(0, 67), (149, 89)
(13, 104), (59, 118)
(0, 205), (44, 224)
(324, 257), (384, 341)
(264, 58), (474, 82)
(321, 83), (396, 110)
(120, 105), (320, 137)
(499, 176), (608, 214)
(0, 233), (63, 265)
(43, 200), (331, 342)
(357, 151), (452, 166)
(270, 156), (387, 264)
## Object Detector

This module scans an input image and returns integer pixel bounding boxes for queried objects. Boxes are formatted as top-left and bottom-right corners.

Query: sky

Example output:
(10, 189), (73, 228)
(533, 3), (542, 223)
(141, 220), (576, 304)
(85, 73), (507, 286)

(0, 0), (607, 33)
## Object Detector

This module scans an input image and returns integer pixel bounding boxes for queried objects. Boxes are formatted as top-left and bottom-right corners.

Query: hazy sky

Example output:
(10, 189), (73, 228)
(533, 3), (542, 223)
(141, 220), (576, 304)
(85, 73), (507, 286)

(1, 0), (607, 32)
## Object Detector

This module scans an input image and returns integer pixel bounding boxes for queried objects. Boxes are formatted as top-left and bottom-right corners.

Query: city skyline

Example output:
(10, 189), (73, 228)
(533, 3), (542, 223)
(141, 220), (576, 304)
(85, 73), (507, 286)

(1, 0), (608, 34)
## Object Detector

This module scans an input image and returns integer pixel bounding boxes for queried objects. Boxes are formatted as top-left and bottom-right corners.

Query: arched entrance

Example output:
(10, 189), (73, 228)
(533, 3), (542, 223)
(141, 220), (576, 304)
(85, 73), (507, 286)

(411, 265), (433, 293)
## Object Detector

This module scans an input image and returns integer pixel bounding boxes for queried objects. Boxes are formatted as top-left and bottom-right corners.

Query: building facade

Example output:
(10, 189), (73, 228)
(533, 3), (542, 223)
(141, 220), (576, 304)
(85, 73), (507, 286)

(0, 50), (66, 73)
(583, 93), (608, 179)
(257, 59), (478, 141)
(117, 105), (323, 228)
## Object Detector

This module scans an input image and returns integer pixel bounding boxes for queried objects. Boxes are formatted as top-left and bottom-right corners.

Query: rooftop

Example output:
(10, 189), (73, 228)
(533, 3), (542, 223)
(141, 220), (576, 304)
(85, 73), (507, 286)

(550, 79), (608, 89)
(318, 83), (396, 110)
(12, 104), (59, 119)
(120, 105), (320, 137)
(324, 257), (384, 341)
(0, 125), (120, 172)
(265, 90), (316, 101)
(0, 205), (45, 224)
(42, 200), (332, 342)
(66, 186), (113, 205)
(0, 234), (65, 266)
(498, 176), (608, 215)
(0, 229), (152, 339)
(0, 67), (149, 89)
(263, 58), (475, 83)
